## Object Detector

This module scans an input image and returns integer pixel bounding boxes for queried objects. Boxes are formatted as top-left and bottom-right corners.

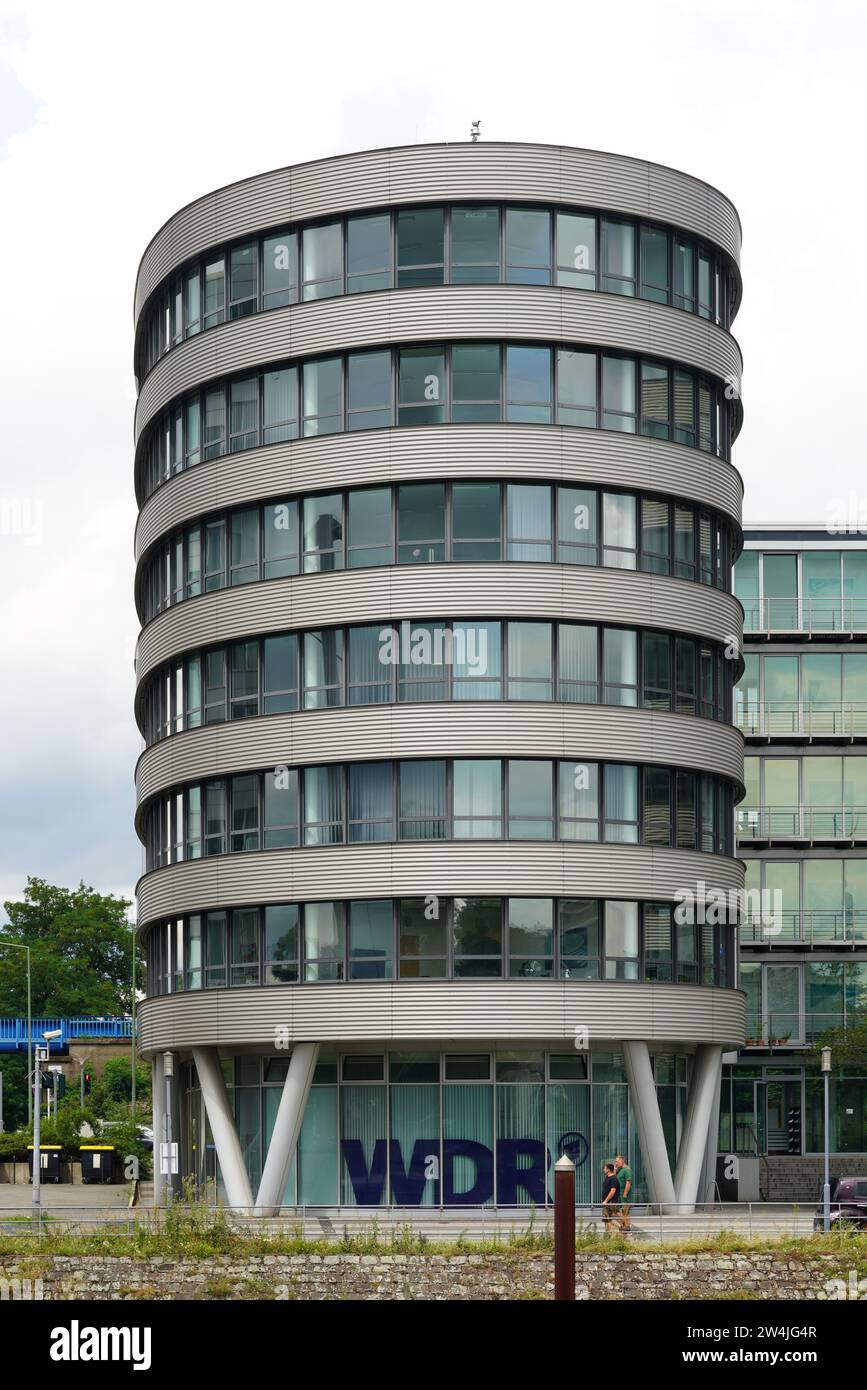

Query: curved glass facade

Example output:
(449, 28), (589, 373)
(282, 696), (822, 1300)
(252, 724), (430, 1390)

(139, 342), (733, 499)
(136, 201), (737, 381)
(140, 478), (736, 623)
(141, 618), (732, 747)
(145, 896), (737, 994)
(143, 757), (735, 871)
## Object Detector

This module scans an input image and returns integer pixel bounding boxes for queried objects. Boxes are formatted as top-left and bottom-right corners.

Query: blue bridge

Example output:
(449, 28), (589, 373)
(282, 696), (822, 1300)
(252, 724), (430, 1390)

(0, 1018), (133, 1053)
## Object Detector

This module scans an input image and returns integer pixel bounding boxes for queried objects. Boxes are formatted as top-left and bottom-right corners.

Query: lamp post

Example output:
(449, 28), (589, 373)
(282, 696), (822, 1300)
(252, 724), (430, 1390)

(0, 939), (32, 1124)
(32, 1028), (62, 1221)
(821, 1046), (832, 1234)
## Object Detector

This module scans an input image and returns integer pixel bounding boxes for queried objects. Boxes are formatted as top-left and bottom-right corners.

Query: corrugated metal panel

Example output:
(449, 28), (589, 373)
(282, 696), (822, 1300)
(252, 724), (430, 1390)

(135, 426), (743, 563)
(135, 285), (742, 441)
(135, 143), (741, 321)
(136, 841), (744, 927)
(136, 979), (746, 1053)
(135, 565), (744, 686)
(134, 703), (744, 812)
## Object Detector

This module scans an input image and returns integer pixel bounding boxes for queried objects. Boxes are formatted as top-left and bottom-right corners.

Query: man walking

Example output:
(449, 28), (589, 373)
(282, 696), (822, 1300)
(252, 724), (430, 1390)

(600, 1161), (619, 1234)
(614, 1154), (633, 1233)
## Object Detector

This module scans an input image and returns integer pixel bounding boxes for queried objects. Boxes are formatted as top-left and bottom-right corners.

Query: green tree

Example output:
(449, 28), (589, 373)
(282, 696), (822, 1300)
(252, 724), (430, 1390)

(0, 1054), (29, 1130)
(93, 1056), (151, 1112)
(0, 877), (137, 1016)
(812, 1015), (867, 1070)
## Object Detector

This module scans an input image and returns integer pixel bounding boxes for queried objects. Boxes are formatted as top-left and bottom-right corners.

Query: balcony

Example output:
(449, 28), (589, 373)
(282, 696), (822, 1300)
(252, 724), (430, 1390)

(741, 597), (867, 638)
(743, 1011), (864, 1049)
(736, 805), (867, 844)
(740, 910), (867, 946)
(735, 700), (867, 741)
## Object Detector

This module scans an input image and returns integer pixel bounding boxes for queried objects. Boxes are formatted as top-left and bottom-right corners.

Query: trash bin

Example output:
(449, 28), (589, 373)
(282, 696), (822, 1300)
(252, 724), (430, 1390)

(27, 1145), (63, 1184)
(79, 1145), (116, 1184)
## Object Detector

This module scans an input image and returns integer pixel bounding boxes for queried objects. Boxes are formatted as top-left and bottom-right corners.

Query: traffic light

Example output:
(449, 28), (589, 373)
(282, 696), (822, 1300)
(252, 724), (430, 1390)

(787, 1106), (801, 1154)
(83, 1071), (92, 1096)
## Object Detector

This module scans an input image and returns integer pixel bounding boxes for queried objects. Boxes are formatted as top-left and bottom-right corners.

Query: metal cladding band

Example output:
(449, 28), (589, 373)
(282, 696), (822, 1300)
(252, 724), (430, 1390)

(134, 142), (741, 322)
(135, 842), (743, 929)
(134, 285), (742, 444)
(135, 566), (744, 690)
(135, 428), (744, 567)
(134, 704), (745, 819)
(136, 981), (746, 1055)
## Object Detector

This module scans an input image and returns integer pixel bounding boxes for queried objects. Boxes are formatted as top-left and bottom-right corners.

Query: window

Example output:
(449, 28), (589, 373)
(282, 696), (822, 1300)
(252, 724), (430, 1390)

(348, 625), (392, 705)
(453, 620), (501, 699)
(302, 222), (342, 300)
(304, 765), (344, 845)
(508, 898), (553, 977)
(204, 911), (227, 987)
(604, 764), (638, 842)
(348, 487), (392, 566)
(644, 904), (673, 981)
(264, 905), (299, 983)
(559, 760), (599, 839)
(399, 897), (447, 978)
(508, 760), (553, 838)
(203, 649), (227, 724)
(185, 399), (201, 466)
(453, 897), (502, 977)
(397, 482), (445, 563)
(674, 506), (696, 581)
(673, 239), (694, 311)
(230, 508), (259, 585)
(601, 220), (635, 295)
(349, 900), (393, 979)
(451, 207), (499, 282)
(556, 212), (596, 289)
(602, 492), (636, 567)
(505, 208), (550, 284)
(640, 227), (668, 303)
(304, 902), (345, 982)
(557, 350), (597, 426)
(185, 269), (201, 337)
(452, 482), (501, 560)
(507, 483), (552, 561)
(508, 621), (553, 699)
(302, 358), (342, 436)
(263, 368), (298, 443)
(604, 901), (639, 978)
(557, 486), (598, 564)
(398, 347), (446, 425)
(643, 768), (671, 846)
(397, 208), (444, 287)
(263, 499), (299, 578)
(640, 361), (669, 438)
(348, 762), (394, 842)
(186, 527), (202, 596)
(399, 760), (446, 839)
(505, 346), (551, 423)
(263, 634), (298, 714)
(673, 370), (696, 447)
(642, 632), (671, 710)
(303, 629), (344, 708)
(230, 908), (260, 986)
(347, 213), (391, 293)
(230, 774), (260, 852)
(262, 231), (298, 309)
(203, 387), (226, 459)
(559, 899), (600, 978)
(641, 498), (670, 574)
(303, 493), (343, 572)
(347, 351), (392, 431)
(203, 257), (225, 329)
(454, 759), (502, 838)
(229, 244), (257, 319)
(264, 766), (299, 848)
(451, 343), (501, 422)
(601, 356), (636, 431)
(559, 624), (598, 703)
(675, 638), (697, 716)
(398, 622), (446, 706)
(229, 641), (259, 720)
(203, 781), (227, 856)
(698, 252), (713, 319)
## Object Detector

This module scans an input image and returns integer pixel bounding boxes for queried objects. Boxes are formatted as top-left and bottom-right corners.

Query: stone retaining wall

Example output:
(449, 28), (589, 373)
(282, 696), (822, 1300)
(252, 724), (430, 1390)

(1, 1252), (862, 1300)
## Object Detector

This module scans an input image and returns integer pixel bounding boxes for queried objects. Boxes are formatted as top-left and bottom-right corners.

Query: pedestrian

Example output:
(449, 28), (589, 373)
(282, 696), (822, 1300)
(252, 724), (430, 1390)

(600, 1161), (619, 1233)
(613, 1154), (633, 1233)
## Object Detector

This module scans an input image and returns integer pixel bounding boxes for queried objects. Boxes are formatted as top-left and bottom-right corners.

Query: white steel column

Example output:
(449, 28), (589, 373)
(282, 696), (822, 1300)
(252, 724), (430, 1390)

(255, 1042), (319, 1214)
(152, 1056), (166, 1207)
(622, 1041), (677, 1210)
(192, 1047), (254, 1213)
(697, 1049), (724, 1204)
(675, 1044), (724, 1211)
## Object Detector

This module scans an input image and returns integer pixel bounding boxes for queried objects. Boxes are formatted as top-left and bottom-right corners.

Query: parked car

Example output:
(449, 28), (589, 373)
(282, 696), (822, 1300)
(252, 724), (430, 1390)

(813, 1176), (867, 1230)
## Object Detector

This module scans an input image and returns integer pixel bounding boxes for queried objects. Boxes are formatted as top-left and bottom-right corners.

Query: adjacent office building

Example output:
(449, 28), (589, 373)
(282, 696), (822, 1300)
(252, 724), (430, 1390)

(729, 529), (867, 1198)
(134, 143), (746, 1210)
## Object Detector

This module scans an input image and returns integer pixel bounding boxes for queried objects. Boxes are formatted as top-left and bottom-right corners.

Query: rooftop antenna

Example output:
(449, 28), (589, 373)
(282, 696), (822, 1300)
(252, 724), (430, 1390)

(470, 121), (481, 143)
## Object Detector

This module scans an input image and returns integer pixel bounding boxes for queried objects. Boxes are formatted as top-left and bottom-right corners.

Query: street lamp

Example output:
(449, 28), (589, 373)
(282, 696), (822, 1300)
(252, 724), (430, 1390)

(32, 1028), (62, 1220)
(821, 1046), (832, 1234)
(0, 939), (32, 1124)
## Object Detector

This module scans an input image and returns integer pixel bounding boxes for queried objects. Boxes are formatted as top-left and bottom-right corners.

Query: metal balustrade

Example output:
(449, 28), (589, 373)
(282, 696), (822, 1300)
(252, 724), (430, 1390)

(740, 910), (867, 945)
(736, 805), (867, 841)
(741, 597), (867, 635)
(743, 1012), (865, 1047)
(0, 1017), (133, 1053)
(734, 700), (867, 739)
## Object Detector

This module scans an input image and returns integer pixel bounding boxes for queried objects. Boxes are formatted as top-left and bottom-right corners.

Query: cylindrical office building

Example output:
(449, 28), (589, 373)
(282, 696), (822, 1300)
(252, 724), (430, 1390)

(134, 143), (746, 1213)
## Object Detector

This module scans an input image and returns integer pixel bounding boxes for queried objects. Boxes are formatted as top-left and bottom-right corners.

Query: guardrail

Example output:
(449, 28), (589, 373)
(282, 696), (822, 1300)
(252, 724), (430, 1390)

(736, 806), (867, 841)
(735, 700), (867, 738)
(743, 1012), (864, 1047)
(0, 1018), (133, 1053)
(741, 597), (867, 635)
(741, 911), (867, 944)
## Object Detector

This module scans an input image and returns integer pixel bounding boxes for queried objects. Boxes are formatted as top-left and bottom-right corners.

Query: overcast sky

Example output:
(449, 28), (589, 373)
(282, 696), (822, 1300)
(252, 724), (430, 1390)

(0, 0), (864, 913)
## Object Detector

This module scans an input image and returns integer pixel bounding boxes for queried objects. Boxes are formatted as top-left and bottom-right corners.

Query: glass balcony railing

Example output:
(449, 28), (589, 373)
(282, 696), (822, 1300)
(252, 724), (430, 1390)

(740, 910), (867, 945)
(736, 805), (867, 841)
(741, 597), (867, 635)
(743, 1012), (865, 1047)
(734, 700), (867, 738)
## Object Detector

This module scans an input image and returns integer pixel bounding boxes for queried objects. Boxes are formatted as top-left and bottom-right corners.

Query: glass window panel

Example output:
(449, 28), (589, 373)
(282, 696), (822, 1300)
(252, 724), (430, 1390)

(397, 621), (448, 702)
(673, 506), (696, 580)
(203, 257), (225, 328)
(230, 507), (259, 585)
(559, 623), (598, 703)
(452, 620), (501, 699)
(203, 387), (226, 459)
(454, 758), (502, 838)
(302, 357), (343, 436)
(601, 356), (636, 432)
(604, 901), (639, 978)
(604, 764), (638, 843)
(230, 774), (260, 852)
(451, 343), (501, 423)
(505, 207), (551, 283)
(348, 487), (393, 567)
(348, 624), (392, 705)
(642, 632), (671, 710)
(397, 481), (445, 563)
(397, 207), (444, 287)
(803, 551), (842, 631)
(508, 898), (553, 976)
(302, 221), (343, 300)
(557, 486), (598, 565)
(559, 760), (599, 840)
(673, 239), (695, 311)
(263, 634), (298, 715)
(264, 904), (299, 983)
(601, 220), (635, 295)
(643, 767), (671, 846)
(640, 360), (670, 438)
(229, 640), (259, 720)
(673, 370), (696, 446)
(451, 206), (500, 282)
(303, 493), (344, 572)
(229, 243), (257, 319)
(204, 910), (227, 985)
(347, 351), (393, 431)
(505, 345), (551, 423)
(347, 213), (392, 294)
(452, 897), (502, 976)
(556, 349), (597, 427)
(603, 628), (637, 706)
(508, 760), (553, 838)
(263, 368), (299, 444)
(262, 231), (298, 309)
(556, 212), (596, 289)
(398, 897), (447, 977)
(304, 902), (345, 982)
(263, 499), (299, 579)
(264, 765), (299, 848)
(507, 620), (553, 700)
(303, 766), (345, 845)
(398, 347), (446, 426)
(399, 759), (446, 839)
(303, 629), (344, 708)
(348, 762), (394, 842)
(559, 899), (600, 978)
(602, 492), (636, 568)
(763, 554), (798, 630)
(507, 483), (551, 561)
(349, 900), (393, 980)
(452, 482), (501, 561)
(203, 649), (227, 724)
(640, 226), (669, 303)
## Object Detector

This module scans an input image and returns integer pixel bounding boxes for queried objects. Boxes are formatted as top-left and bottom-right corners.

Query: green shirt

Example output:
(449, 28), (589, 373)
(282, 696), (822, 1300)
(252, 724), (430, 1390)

(617, 1165), (633, 1198)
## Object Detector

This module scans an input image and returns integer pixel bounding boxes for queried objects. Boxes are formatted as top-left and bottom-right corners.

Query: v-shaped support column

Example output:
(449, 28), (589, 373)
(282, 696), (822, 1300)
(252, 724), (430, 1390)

(192, 1047), (254, 1213)
(255, 1043), (319, 1214)
(622, 1041), (677, 1211)
(674, 1044), (723, 1212)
